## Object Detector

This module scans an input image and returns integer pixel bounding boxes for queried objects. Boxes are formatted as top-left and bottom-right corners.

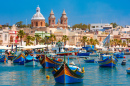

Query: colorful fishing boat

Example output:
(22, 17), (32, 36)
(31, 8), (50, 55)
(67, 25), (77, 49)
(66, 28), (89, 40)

(8, 55), (14, 60)
(126, 68), (130, 74)
(56, 51), (78, 56)
(84, 57), (95, 63)
(77, 45), (96, 57)
(0, 55), (8, 62)
(113, 52), (124, 58)
(24, 55), (38, 66)
(13, 53), (25, 63)
(52, 62), (85, 84)
(40, 56), (62, 68)
(98, 54), (118, 67)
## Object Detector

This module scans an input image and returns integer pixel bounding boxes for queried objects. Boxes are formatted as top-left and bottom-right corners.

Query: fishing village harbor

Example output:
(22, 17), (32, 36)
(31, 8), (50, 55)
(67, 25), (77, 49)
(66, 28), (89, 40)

(1, 1), (130, 86)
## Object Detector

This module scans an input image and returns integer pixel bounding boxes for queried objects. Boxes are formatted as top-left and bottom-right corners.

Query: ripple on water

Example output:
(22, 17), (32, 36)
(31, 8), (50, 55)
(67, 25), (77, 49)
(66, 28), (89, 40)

(0, 56), (130, 85)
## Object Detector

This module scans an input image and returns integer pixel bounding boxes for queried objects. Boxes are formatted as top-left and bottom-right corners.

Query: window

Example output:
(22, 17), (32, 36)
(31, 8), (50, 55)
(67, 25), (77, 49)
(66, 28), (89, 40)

(61, 20), (63, 24)
(5, 34), (7, 41)
(92, 26), (95, 28)
(96, 26), (99, 28)
(49, 20), (51, 25)
(41, 22), (42, 26)
(10, 36), (13, 42)
(36, 22), (38, 26)
(64, 20), (66, 23)
(0, 35), (1, 38)
(32, 22), (33, 27)
(52, 20), (54, 23)
(50, 30), (52, 33)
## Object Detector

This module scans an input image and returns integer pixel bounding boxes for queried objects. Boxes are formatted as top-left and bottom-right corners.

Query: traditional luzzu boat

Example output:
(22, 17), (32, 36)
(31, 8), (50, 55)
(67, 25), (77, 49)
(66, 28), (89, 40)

(40, 55), (62, 68)
(0, 55), (8, 62)
(52, 58), (85, 84)
(13, 53), (25, 63)
(113, 52), (124, 58)
(98, 54), (118, 67)
(77, 45), (97, 57)
(84, 57), (95, 63)
(56, 51), (78, 56)
(24, 55), (38, 66)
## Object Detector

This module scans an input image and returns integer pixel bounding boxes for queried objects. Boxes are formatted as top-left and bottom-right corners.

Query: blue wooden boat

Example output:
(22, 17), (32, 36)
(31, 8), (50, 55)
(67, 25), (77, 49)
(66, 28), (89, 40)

(77, 45), (96, 57)
(52, 62), (85, 84)
(24, 55), (38, 66)
(40, 56), (62, 68)
(84, 57), (94, 63)
(13, 53), (25, 63)
(98, 55), (118, 67)
(8, 55), (14, 60)
(126, 68), (130, 74)
(0, 55), (8, 62)
(114, 52), (124, 58)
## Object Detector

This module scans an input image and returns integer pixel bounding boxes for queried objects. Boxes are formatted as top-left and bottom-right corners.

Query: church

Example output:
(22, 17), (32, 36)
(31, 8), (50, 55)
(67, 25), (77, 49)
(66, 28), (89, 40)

(31, 6), (68, 29)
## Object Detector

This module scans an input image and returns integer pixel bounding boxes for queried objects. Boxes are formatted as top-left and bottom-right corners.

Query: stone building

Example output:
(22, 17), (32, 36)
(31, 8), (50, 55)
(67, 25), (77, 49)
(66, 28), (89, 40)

(53, 29), (93, 46)
(48, 10), (68, 29)
(31, 6), (45, 28)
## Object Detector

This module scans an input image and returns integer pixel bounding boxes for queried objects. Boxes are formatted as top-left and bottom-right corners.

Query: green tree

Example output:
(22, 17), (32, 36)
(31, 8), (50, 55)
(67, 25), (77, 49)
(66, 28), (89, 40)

(126, 39), (130, 46)
(89, 38), (94, 45)
(45, 23), (49, 27)
(62, 35), (69, 45)
(45, 36), (50, 44)
(122, 41), (126, 47)
(110, 22), (118, 28)
(49, 34), (56, 45)
(17, 30), (25, 46)
(81, 36), (87, 47)
(26, 36), (35, 46)
(94, 39), (99, 45)
(72, 23), (89, 30)
(16, 21), (23, 28)
(35, 34), (41, 45)
(39, 39), (45, 44)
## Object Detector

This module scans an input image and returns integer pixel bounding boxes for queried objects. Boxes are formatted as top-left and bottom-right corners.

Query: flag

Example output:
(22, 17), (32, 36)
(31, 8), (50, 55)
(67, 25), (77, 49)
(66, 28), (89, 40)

(102, 34), (110, 46)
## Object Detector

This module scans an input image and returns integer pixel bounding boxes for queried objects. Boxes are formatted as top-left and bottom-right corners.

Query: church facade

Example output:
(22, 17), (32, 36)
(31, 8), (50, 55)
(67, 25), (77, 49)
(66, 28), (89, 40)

(48, 10), (68, 29)
(31, 6), (68, 29)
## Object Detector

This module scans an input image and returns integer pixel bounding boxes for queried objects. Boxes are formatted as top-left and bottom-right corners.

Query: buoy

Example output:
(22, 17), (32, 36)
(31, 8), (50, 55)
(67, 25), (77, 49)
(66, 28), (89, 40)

(83, 67), (85, 72)
(124, 56), (126, 59)
(4, 57), (6, 63)
(46, 75), (50, 79)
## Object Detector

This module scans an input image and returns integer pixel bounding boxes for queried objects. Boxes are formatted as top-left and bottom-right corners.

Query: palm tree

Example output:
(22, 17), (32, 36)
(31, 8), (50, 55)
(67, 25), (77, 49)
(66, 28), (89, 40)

(40, 39), (45, 44)
(35, 34), (41, 45)
(114, 39), (118, 47)
(81, 36), (87, 47)
(62, 35), (69, 45)
(17, 30), (25, 46)
(86, 39), (90, 45)
(45, 36), (50, 44)
(110, 39), (114, 47)
(89, 38), (94, 45)
(94, 39), (99, 45)
(26, 36), (35, 46)
(49, 34), (56, 45)
(122, 41), (126, 47)
(118, 40), (122, 47)
(126, 39), (130, 46)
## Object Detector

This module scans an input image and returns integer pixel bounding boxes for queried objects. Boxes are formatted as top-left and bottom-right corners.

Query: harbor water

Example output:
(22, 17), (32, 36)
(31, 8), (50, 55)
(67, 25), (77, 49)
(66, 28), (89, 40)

(0, 55), (130, 86)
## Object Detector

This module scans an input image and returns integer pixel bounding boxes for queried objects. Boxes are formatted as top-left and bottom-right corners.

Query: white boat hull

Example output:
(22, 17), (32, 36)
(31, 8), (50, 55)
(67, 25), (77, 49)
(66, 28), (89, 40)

(24, 60), (38, 66)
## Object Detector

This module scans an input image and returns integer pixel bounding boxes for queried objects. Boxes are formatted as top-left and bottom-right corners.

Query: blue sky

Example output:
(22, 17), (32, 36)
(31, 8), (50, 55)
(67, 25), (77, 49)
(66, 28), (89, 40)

(0, 0), (130, 27)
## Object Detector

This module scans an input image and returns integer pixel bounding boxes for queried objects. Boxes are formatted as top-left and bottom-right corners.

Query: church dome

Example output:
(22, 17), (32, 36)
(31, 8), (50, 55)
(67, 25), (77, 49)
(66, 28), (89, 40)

(31, 6), (45, 20)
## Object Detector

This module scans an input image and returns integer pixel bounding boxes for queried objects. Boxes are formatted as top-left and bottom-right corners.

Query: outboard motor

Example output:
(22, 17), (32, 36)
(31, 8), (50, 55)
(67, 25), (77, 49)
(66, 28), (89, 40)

(121, 59), (126, 65)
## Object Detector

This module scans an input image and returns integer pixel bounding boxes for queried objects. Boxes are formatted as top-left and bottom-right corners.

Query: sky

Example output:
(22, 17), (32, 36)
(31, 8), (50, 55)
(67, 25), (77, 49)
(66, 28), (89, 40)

(0, 0), (130, 27)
